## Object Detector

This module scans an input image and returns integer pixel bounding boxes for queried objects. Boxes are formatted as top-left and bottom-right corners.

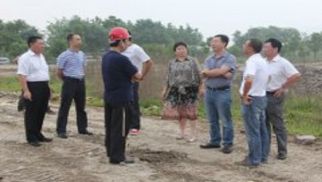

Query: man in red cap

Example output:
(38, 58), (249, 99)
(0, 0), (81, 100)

(102, 27), (142, 164)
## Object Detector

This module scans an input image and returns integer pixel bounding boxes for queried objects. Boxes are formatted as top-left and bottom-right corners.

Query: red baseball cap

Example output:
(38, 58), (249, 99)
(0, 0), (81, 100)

(108, 27), (130, 43)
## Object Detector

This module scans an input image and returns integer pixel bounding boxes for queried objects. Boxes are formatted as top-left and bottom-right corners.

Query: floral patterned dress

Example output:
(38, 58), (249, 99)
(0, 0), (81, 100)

(162, 57), (201, 120)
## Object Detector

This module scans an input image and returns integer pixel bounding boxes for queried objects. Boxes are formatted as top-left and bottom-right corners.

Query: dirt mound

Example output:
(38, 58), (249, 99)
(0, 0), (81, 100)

(294, 64), (322, 95)
(131, 148), (188, 163)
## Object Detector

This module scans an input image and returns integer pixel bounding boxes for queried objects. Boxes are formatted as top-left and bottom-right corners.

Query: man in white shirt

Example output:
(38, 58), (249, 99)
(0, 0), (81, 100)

(238, 39), (269, 167)
(263, 38), (301, 160)
(122, 31), (153, 135)
(17, 36), (52, 147)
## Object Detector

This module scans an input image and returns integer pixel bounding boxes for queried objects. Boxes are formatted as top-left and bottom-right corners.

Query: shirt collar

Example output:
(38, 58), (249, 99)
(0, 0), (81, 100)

(266, 54), (280, 62)
(175, 57), (189, 62)
(68, 48), (80, 53)
(213, 51), (228, 60)
(28, 49), (37, 56)
(249, 53), (261, 58)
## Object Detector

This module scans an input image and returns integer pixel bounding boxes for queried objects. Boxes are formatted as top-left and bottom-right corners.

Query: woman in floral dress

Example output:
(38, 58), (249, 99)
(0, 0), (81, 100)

(161, 42), (202, 142)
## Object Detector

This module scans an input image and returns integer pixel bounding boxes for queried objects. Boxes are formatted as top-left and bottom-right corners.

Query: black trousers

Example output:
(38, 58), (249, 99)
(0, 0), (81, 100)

(104, 102), (133, 163)
(56, 77), (88, 134)
(131, 82), (141, 130)
(24, 81), (50, 143)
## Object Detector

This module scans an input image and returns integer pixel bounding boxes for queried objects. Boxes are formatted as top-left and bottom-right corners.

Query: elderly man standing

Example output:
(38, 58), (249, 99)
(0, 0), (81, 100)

(102, 27), (142, 165)
(17, 36), (52, 147)
(200, 34), (237, 154)
(56, 33), (92, 139)
(239, 39), (269, 167)
(263, 38), (301, 160)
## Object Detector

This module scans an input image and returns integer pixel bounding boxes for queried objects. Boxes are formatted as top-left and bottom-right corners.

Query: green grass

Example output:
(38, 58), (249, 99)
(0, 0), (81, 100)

(0, 76), (21, 92)
(0, 75), (61, 93)
(0, 75), (103, 107)
(284, 95), (322, 137)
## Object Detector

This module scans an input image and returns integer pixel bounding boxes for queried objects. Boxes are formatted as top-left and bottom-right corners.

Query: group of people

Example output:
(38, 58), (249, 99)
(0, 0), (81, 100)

(16, 27), (153, 165)
(16, 26), (300, 167)
(161, 34), (301, 167)
(17, 34), (94, 147)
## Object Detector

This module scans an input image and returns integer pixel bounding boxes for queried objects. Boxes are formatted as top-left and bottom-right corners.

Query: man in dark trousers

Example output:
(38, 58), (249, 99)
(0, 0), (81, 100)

(122, 31), (153, 135)
(17, 36), (52, 147)
(56, 33), (92, 139)
(102, 27), (142, 164)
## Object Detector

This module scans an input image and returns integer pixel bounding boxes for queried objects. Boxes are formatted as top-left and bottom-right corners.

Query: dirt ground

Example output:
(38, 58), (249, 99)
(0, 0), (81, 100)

(1, 64), (322, 182)
(0, 92), (322, 182)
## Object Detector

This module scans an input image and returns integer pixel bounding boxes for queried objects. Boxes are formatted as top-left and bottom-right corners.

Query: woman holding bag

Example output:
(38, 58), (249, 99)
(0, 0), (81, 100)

(161, 42), (202, 142)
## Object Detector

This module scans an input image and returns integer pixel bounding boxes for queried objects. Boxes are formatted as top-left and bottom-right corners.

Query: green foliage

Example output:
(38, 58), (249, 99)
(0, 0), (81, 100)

(228, 26), (322, 61)
(0, 19), (40, 59)
(307, 32), (322, 60)
(0, 76), (20, 92)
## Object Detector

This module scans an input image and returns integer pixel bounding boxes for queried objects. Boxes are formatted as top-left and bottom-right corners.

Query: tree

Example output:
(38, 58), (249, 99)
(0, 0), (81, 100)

(231, 26), (302, 59)
(307, 32), (322, 61)
(0, 19), (40, 59)
(46, 16), (106, 62)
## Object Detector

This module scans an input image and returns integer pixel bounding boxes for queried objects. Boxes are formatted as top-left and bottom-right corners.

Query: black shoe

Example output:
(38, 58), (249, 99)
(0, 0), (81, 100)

(200, 143), (221, 149)
(222, 145), (233, 154)
(79, 130), (93, 135)
(39, 137), (53, 143)
(110, 159), (135, 165)
(28, 141), (41, 147)
(277, 154), (287, 160)
(57, 133), (68, 139)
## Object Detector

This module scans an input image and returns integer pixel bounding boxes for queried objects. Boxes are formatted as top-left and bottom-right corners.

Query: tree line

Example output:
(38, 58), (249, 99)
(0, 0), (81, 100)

(1, 16), (322, 63)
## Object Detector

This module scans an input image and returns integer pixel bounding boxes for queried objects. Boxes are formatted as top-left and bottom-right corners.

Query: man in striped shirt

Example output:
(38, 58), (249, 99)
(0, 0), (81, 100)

(56, 33), (92, 139)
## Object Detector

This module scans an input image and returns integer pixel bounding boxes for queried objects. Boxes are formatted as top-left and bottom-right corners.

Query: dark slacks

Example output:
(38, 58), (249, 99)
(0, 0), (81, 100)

(131, 82), (141, 130)
(56, 77), (88, 134)
(24, 81), (50, 143)
(104, 102), (133, 163)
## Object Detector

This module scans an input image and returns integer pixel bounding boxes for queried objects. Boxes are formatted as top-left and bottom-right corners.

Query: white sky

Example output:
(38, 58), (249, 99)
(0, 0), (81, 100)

(1, 0), (322, 38)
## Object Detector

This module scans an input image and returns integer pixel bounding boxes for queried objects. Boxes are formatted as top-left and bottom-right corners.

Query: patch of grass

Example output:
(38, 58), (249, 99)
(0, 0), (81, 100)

(285, 95), (322, 137)
(87, 97), (104, 107)
(0, 75), (61, 93)
(140, 99), (162, 116)
(0, 76), (20, 92)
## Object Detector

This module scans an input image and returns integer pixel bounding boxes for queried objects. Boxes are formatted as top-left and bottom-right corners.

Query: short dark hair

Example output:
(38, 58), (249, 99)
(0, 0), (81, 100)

(109, 40), (127, 47)
(248, 39), (263, 53)
(128, 30), (132, 41)
(67, 33), (80, 43)
(27, 36), (42, 47)
(265, 38), (282, 53)
(214, 34), (229, 47)
(173, 41), (188, 52)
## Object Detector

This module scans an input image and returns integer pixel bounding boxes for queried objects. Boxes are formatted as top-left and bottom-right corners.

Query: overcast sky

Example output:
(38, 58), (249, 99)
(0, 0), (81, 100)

(1, 0), (321, 38)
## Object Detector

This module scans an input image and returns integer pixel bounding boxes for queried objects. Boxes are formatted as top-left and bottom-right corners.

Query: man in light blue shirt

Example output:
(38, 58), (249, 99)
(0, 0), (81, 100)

(56, 33), (92, 138)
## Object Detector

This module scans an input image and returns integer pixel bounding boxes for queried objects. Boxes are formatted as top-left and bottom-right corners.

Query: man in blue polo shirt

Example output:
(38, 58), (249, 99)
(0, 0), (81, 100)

(200, 34), (237, 154)
(102, 27), (142, 165)
(56, 33), (92, 139)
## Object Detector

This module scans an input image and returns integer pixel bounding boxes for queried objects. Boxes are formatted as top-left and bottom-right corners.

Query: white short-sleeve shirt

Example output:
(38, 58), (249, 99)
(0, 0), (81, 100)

(17, 50), (50, 82)
(239, 53), (269, 97)
(266, 55), (299, 92)
(122, 43), (151, 72)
